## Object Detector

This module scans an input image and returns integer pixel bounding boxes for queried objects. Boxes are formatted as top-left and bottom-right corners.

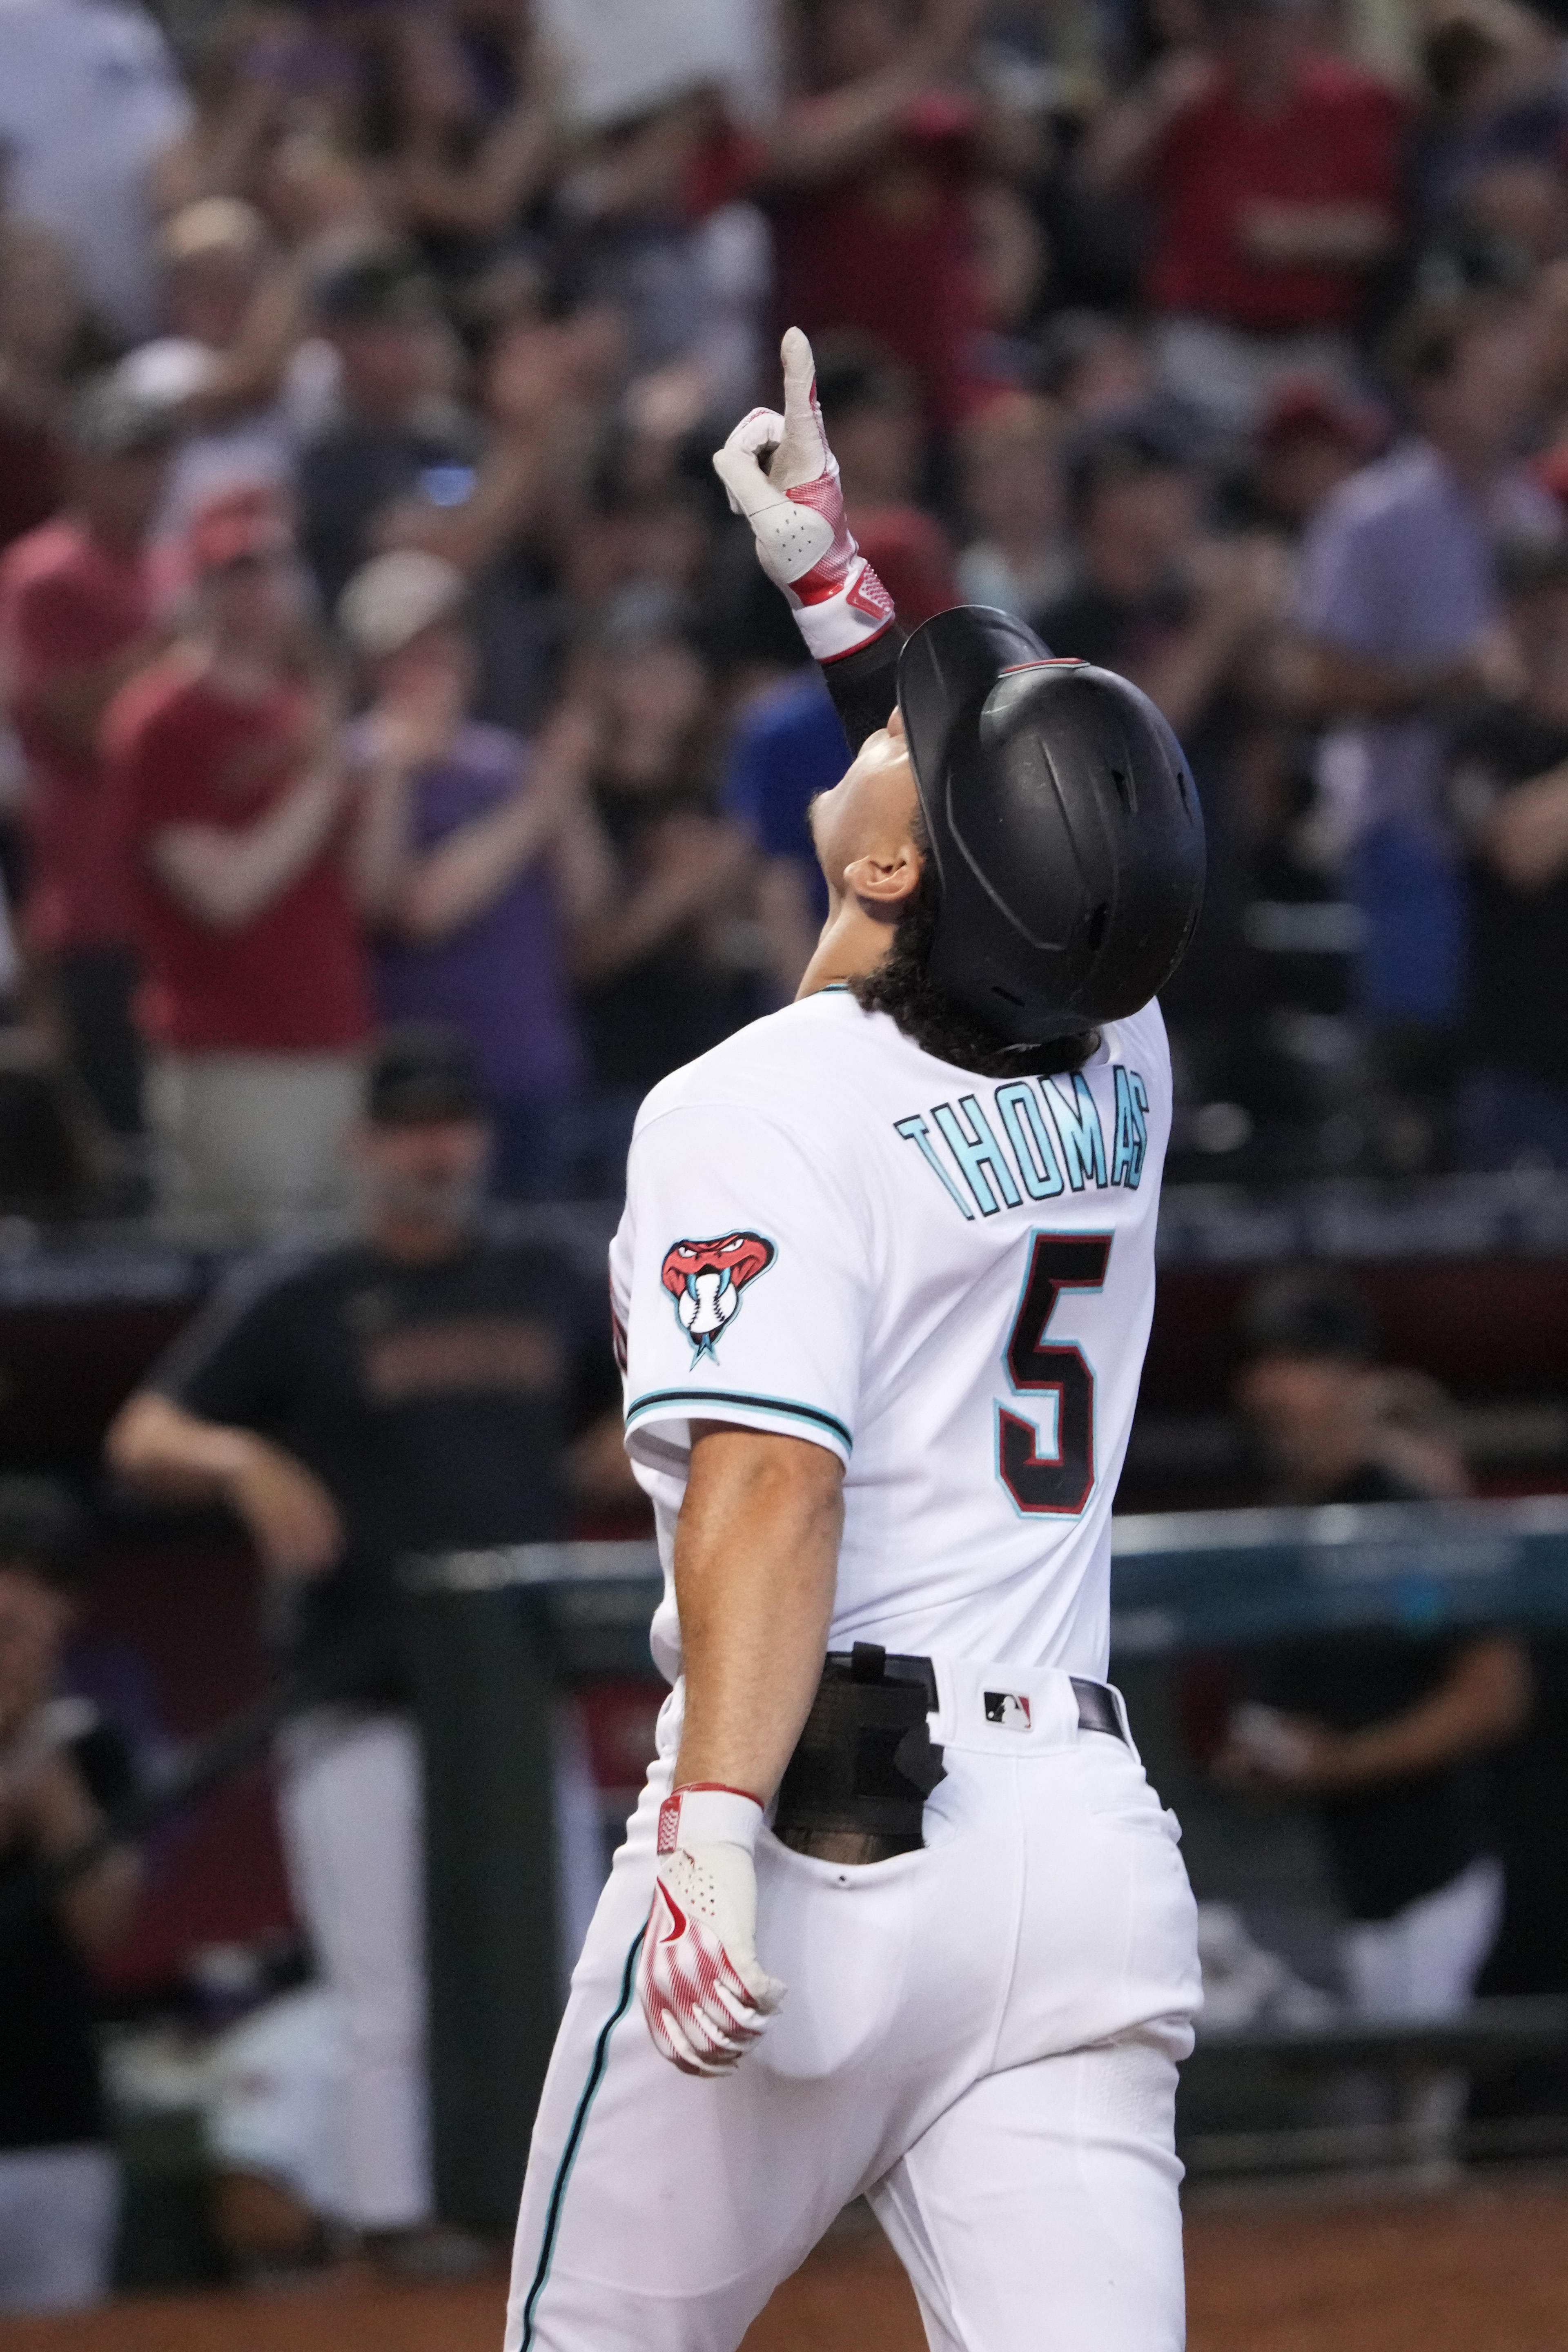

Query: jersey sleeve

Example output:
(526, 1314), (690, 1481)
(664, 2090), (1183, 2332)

(148, 1254), (304, 1432)
(621, 1100), (871, 1469)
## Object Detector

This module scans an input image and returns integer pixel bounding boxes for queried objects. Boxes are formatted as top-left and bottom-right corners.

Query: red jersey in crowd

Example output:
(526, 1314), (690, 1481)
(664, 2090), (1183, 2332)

(770, 93), (983, 436)
(1146, 58), (1407, 334)
(106, 657), (372, 1055)
(0, 517), (154, 953)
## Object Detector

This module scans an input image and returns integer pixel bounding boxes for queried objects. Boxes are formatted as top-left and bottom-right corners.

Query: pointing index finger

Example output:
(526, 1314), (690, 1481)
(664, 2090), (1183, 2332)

(779, 326), (824, 460)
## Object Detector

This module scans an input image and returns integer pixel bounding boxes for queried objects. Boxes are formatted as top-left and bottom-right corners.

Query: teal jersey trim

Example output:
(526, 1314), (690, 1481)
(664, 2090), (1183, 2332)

(626, 1387), (853, 1454)
(518, 1924), (646, 2348)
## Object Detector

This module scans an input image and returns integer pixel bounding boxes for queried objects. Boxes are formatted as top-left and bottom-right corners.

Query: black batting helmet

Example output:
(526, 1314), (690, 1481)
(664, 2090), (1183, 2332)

(897, 607), (1206, 1044)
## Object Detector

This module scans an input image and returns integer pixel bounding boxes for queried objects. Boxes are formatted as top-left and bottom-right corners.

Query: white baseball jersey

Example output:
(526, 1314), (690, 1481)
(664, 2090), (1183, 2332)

(510, 983), (1195, 2352)
(612, 983), (1169, 1683)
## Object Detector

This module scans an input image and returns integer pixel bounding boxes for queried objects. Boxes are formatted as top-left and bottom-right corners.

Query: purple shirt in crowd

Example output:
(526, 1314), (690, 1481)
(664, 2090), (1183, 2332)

(1296, 441), (1557, 850)
(371, 722), (584, 1104)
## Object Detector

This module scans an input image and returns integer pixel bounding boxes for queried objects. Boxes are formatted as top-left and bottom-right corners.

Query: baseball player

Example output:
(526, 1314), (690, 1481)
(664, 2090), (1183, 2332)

(505, 331), (1207, 2352)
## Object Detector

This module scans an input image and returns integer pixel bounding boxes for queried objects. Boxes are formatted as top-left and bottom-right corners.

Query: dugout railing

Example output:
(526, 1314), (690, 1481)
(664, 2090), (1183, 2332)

(405, 1495), (1568, 2218)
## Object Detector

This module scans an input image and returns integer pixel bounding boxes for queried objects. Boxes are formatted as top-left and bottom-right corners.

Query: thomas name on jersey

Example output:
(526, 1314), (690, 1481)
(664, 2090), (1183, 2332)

(893, 1062), (1151, 1222)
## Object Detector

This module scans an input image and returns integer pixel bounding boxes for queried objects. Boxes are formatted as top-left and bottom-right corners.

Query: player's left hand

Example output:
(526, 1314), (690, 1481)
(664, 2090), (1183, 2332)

(712, 327), (894, 666)
(638, 1784), (784, 2076)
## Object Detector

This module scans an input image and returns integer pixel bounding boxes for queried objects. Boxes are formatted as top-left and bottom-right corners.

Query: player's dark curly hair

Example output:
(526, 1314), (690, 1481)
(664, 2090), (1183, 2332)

(850, 819), (1097, 1080)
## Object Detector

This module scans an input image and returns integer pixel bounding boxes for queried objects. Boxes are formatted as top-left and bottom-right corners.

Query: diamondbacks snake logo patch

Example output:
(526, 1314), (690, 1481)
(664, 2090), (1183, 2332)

(660, 1233), (775, 1359)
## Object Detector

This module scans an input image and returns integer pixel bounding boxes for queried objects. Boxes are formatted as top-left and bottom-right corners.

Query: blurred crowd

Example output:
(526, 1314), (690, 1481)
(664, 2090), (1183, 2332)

(1, 0), (1568, 1228)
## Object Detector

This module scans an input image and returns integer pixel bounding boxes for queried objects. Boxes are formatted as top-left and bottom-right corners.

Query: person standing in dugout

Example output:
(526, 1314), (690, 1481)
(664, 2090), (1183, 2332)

(505, 332), (1208, 2352)
(107, 1027), (620, 2276)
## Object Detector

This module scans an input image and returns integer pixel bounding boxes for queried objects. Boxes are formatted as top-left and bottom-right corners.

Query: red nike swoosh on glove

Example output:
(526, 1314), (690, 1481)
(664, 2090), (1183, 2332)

(658, 1890), (690, 1947)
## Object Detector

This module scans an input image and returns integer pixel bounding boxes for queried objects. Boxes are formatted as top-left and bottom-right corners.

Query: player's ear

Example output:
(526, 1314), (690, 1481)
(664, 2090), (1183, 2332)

(843, 837), (921, 919)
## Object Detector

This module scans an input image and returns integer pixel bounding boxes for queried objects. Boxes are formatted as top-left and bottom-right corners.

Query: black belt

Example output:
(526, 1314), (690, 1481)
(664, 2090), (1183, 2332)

(772, 1646), (1128, 1865)
(813, 1648), (1127, 1746)
(1071, 1675), (1127, 1744)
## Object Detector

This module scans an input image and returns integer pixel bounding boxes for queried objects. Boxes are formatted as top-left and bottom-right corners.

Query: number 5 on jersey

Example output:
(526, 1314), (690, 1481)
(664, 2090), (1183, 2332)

(997, 1232), (1112, 1516)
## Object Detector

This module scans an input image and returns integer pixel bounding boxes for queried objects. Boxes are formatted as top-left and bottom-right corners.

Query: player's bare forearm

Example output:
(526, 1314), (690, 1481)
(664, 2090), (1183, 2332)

(672, 1425), (843, 1802)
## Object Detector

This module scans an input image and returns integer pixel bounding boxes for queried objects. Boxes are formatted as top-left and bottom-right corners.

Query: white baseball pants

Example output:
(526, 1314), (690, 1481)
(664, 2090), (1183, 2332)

(1340, 1854), (1504, 2020)
(1339, 1853), (1506, 2163)
(276, 1710), (432, 2229)
(277, 1704), (611, 2231)
(0, 2145), (119, 2314)
(506, 1659), (1201, 2352)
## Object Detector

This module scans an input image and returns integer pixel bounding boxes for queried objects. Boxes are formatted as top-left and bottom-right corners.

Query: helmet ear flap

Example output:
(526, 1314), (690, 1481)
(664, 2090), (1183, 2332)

(897, 611), (1206, 1044)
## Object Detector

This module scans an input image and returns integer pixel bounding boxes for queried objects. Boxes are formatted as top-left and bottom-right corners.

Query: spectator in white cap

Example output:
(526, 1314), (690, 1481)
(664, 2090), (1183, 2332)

(117, 198), (338, 546)
(344, 550), (611, 1197)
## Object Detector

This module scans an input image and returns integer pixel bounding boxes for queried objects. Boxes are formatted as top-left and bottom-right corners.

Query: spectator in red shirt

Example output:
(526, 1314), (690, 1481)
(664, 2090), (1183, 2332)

(1082, 0), (1407, 434)
(0, 381), (178, 1142)
(106, 486), (373, 1234)
(762, 0), (997, 439)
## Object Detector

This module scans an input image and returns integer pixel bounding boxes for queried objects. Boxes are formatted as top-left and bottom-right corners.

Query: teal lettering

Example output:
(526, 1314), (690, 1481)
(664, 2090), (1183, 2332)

(1111, 1065), (1149, 1189)
(894, 1114), (973, 1220)
(931, 1097), (1023, 1218)
(995, 1081), (1065, 1200)
(1046, 1072), (1108, 1191)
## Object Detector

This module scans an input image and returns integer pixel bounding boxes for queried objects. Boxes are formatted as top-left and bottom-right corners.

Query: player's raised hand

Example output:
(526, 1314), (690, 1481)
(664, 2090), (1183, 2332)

(638, 1784), (784, 2077)
(712, 327), (894, 665)
(717, 325), (831, 502)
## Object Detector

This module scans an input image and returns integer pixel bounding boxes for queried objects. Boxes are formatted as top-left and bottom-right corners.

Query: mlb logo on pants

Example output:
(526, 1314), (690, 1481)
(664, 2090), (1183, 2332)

(984, 1691), (1031, 1730)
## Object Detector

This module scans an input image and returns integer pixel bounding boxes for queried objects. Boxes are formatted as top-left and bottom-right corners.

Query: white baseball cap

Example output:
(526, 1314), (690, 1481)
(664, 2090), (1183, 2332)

(337, 550), (467, 660)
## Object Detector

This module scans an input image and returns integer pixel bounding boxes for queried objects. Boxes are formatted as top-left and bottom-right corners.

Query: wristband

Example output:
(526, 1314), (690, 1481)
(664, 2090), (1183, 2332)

(657, 1782), (764, 1855)
(791, 556), (896, 666)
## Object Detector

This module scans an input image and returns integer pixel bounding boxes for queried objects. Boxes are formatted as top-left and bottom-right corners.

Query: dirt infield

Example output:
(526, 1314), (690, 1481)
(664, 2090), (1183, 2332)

(2, 2178), (1566, 2351)
(1185, 2178), (1568, 2352)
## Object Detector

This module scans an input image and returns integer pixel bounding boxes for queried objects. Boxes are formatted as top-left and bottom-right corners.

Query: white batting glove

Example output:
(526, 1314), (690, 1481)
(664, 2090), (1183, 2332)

(713, 326), (895, 665)
(638, 1783), (784, 2077)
